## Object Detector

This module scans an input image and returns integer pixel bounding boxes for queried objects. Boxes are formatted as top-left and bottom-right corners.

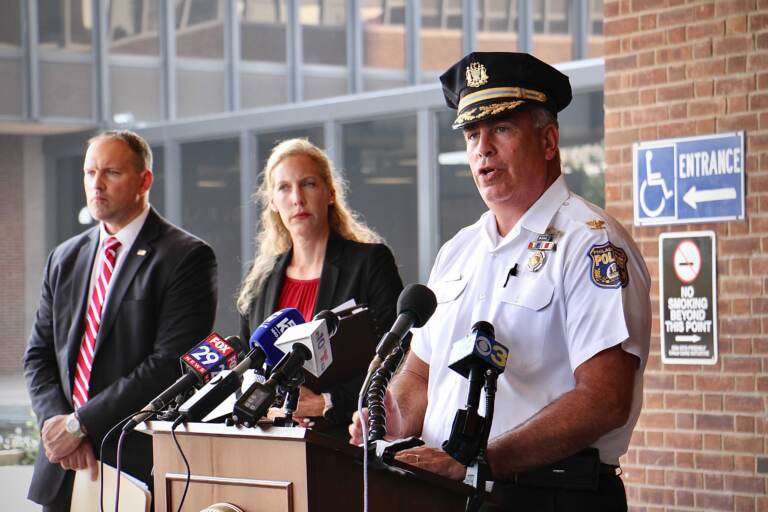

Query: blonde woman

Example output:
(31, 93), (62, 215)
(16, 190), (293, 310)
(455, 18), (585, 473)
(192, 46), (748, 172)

(237, 138), (403, 430)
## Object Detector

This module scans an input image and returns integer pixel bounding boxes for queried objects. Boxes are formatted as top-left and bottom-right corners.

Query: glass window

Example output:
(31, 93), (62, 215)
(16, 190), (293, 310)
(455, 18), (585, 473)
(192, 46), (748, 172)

(0, 1), (23, 117)
(239, 0), (287, 62)
(53, 154), (90, 247)
(436, 109), (486, 244)
(149, 145), (165, 216)
(0, 59), (23, 117)
(587, 0), (604, 58)
(175, 0), (226, 117)
(109, 0), (161, 55)
(476, 0), (520, 53)
(175, 0), (224, 58)
(360, 0), (406, 91)
(421, 0), (463, 80)
(40, 61), (94, 118)
(180, 138), (241, 334)
(559, 90), (605, 206)
(38, 0), (94, 119)
(532, 0), (573, 63)
(0, 0), (21, 47)
(110, 66), (163, 122)
(108, 1), (163, 122)
(300, 0), (348, 100)
(239, 0), (289, 109)
(38, 0), (93, 51)
(176, 68), (227, 117)
(341, 116), (418, 284)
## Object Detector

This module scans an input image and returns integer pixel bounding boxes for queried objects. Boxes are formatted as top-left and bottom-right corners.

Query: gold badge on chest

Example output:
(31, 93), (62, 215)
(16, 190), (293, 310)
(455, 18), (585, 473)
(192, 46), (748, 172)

(527, 251), (545, 272)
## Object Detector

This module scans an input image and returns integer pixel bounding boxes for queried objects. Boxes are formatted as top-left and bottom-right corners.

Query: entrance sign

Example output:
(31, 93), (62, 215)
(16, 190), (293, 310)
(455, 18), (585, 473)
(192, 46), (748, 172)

(659, 231), (718, 365)
(633, 132), (744, 226)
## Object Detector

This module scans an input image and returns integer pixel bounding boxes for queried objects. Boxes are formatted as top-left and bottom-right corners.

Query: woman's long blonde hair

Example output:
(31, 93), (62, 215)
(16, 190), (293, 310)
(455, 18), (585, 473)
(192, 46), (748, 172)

(236, 138), (383, 316)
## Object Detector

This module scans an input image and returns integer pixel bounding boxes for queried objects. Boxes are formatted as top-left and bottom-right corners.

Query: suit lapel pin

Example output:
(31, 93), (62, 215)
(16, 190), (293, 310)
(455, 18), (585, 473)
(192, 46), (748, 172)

(136, 249), (147, 256)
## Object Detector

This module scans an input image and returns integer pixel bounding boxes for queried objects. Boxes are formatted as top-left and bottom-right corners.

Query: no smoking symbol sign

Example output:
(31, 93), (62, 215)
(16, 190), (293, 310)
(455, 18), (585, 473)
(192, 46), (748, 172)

(673, 240), (701, 284)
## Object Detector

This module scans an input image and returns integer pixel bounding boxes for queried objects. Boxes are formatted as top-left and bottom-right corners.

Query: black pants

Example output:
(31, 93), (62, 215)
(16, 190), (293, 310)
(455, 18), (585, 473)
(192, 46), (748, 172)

(41, 471), (74, 512)
(481, 473), (627, 512)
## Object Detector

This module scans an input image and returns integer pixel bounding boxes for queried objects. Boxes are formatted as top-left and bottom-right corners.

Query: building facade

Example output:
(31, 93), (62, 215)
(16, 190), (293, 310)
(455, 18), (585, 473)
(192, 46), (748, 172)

(2, 0), (764, 510)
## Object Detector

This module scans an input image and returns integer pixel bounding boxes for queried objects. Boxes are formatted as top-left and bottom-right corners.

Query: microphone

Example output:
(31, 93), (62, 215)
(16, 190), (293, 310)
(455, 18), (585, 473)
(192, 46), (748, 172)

(176, 346), (266, 422)
(122, 333), (238, 432)
(273, 309), (339, 378)
(231, 311), (340, 427)
(232, 343), (317, 427)
(447, 321), (508, 379)
(442, 321), (509, 466)
(360, 284), (437, 396)
(225, 334), (248, 360)
(177, 308), (305, 422)
(249, 308), (305, 367)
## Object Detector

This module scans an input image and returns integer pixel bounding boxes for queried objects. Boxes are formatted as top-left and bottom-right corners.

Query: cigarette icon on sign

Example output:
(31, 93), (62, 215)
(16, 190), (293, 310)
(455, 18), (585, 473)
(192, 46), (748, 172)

(675, 334), (702, 342)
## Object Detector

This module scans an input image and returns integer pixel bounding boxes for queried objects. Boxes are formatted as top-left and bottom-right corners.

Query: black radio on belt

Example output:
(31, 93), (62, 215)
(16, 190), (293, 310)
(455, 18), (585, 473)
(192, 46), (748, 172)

(514, 447), (602, 490)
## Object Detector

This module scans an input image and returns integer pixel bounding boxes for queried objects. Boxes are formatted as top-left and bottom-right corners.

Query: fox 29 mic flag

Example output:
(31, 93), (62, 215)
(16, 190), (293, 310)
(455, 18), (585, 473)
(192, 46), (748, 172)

(181, 333), (239, 383)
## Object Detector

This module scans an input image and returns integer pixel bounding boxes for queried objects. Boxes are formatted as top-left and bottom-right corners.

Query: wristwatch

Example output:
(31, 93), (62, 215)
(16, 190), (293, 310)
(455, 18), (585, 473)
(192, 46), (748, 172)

(65, 412), (85, 438)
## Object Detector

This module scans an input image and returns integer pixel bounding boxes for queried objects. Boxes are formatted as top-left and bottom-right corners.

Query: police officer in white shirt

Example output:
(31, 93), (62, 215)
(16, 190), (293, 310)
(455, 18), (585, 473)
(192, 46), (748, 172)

(350, 52), (651, 511)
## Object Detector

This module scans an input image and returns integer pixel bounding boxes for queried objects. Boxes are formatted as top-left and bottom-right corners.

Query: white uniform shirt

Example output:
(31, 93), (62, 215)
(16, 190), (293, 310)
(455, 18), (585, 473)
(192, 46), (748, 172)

(411, 176), (651, 464)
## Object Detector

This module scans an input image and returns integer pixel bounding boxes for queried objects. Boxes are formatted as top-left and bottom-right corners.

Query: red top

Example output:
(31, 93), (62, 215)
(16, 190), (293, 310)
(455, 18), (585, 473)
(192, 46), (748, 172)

(277, 277), (321, 322)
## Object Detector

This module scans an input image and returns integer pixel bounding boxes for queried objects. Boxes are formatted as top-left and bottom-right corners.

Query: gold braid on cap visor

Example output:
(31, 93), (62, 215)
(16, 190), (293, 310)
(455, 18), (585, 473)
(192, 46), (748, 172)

(453, 100), (525, 127)
(457, 86), (548, 112)
(453, 87), (548, 127)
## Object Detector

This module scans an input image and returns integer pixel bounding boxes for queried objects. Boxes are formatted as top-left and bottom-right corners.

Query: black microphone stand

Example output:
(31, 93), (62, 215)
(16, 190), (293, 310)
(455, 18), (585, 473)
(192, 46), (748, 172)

(463, 370), (498, 512)
(273, 373), (304, 427)
(442, 367), (499, 512)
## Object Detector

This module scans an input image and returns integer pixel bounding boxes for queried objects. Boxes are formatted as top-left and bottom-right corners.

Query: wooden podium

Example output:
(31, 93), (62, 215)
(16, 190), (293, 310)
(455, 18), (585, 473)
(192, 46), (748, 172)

(139, 421), (470, 512)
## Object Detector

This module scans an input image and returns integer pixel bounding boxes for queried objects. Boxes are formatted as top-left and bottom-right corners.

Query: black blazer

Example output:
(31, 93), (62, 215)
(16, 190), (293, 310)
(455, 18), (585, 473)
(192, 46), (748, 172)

(23, 208), (217, 506)
(240, 236), (404, 423)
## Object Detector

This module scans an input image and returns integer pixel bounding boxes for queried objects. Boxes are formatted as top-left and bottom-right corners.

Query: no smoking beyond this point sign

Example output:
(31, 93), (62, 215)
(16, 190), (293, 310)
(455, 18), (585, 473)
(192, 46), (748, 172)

(659, 231), (718, 365)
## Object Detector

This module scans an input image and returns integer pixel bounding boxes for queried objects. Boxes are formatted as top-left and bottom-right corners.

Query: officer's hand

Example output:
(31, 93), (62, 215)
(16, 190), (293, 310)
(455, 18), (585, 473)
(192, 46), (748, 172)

(395, 447), (467, 480)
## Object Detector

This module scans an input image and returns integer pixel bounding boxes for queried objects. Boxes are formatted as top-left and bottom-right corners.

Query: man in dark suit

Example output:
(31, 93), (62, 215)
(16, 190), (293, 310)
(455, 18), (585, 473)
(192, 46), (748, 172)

(24, 130), (218, 511)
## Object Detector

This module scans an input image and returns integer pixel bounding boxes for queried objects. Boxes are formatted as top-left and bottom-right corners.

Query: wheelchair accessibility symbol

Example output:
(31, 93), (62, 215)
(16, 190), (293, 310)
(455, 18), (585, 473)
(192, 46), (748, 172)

(636, 146), (675, 220)
(634, 132), (745, 226)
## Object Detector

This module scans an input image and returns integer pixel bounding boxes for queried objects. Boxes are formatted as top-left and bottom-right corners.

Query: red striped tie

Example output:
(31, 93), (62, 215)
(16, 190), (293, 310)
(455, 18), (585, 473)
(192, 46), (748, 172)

(72, 236), (121, 409)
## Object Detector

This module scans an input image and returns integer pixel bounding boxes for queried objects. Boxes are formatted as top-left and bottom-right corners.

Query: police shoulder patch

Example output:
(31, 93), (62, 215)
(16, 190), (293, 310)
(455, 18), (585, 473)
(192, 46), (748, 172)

(587, 242), (629, 289)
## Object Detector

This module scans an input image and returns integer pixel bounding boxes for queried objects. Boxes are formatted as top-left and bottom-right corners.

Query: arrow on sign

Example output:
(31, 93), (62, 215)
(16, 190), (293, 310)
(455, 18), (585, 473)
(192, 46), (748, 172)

(683, 186), (736, 209)
(675, 334), (702, 342)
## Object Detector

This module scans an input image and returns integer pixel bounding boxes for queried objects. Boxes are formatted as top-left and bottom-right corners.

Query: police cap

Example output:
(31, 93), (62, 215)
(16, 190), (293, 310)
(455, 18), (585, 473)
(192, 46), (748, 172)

(440, 52), (572, 129)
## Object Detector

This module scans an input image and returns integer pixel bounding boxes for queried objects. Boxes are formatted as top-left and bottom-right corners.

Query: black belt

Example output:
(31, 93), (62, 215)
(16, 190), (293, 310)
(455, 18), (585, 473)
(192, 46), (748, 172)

(600, 463), (621, 476)
(509, 449), (619, 490)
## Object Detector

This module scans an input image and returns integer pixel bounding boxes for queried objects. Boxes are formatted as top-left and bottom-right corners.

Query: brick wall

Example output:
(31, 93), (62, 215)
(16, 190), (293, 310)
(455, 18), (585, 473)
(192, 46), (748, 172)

(603, 0), (767, 510)
(0, 135), (26, 375)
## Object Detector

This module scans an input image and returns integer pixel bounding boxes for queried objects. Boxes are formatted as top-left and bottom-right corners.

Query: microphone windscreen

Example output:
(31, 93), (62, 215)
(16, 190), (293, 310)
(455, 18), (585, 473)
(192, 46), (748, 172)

(180, 333), (239, 384)
(225, 335), (247, 359)
(249, 308), (305, 367)
(313, 309), (340, 337)
(471, 321), (495, 339)
(396, 284), (437, 328)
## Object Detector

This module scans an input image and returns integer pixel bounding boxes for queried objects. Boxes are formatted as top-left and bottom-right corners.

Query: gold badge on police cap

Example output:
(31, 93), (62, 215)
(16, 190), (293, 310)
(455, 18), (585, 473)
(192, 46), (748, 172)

(466, 62), (489, 87)
(527, 251), (545, 272)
